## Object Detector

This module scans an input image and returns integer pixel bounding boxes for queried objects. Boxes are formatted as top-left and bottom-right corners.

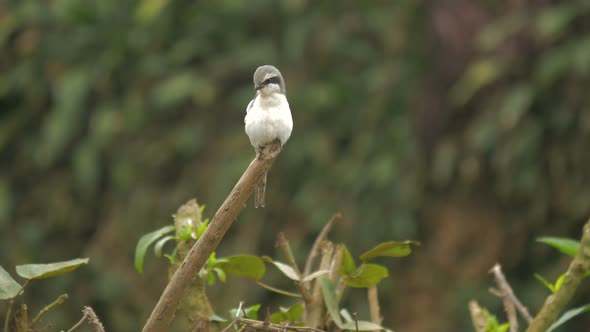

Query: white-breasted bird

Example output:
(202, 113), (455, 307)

(244, 65), (293, 208)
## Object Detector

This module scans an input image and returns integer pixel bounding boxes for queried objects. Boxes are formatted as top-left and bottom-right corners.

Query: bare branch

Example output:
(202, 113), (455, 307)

(67, 307), (105, 332)
(303, 213), (342, 277)
(4, 299), (14, 332)
(31, 293), (68, 326)
(526, 219), (590, 332)
(367, 286), (382, 326)
(490, 263), (533, 323)
(142, 141), (283, 332)
(236, 317), (326, 331)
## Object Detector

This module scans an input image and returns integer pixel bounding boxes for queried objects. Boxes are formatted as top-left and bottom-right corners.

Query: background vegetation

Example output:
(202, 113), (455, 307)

(1, 0), (589, 331)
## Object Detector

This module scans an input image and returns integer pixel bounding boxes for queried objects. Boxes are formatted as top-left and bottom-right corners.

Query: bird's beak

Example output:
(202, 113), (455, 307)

(255, 83), (263, 91)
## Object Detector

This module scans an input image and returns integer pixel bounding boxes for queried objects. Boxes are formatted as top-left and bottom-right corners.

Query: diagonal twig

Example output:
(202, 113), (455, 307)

(142, 141), (283, 332)
(490, 263), (533, 324)
(303, 213), (342, 277)
(31, 293), (68, 326)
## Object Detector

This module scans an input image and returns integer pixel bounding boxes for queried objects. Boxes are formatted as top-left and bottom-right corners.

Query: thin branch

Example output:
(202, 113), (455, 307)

(142, 141), (283, 332)
(17, 304), (28, 332)
(491, 287), (519, 332)
(236, 317), (326, 331)
(31, 293), (68, 326)
(66, 306), (104, 332)
(66, 315), (87, 332)
(4, 298), (14, 332)
(83, 307), (105, 332)
(490, 263), (533, 323)
(277, 232), (302, 276)
(367, 286), (382, 326)
(256, 281), (302, 298)
(303, 213), (342, 277)
(221, 319), (238, 332)
(526, 219), (590, 332)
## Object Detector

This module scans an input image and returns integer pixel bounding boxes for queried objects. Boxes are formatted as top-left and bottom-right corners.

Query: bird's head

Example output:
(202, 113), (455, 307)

(253, 65), (286, 96)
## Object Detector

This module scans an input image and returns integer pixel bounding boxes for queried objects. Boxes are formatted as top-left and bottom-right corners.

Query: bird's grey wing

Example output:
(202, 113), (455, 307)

(246, 97), (255, 113)
(245, 96), (256, 123)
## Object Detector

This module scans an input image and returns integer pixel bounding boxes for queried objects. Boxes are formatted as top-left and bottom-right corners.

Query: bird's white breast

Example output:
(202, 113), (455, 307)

(244, 93), (293, 151)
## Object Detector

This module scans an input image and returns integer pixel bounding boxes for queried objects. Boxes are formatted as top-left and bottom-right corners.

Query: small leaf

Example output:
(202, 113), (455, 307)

(230, 304), (261, 320)
(135, 225), (175, 273)
(342, 320), (391, 331)
(215, 255), (266, 280)
(269, 303), (304, 323)
(302, 270), (330, 283)
(16, 258), (89, 280)
(208, 314), (227, 322)
(534, 273), (556, 293)
(214, 268), (226, 283)
(537, 237), (579, 257)
(360, 241), (420, 261)
(344, 264), (389, 288)
(340, 245), (356, 275)
(0, 266), (22, 299)
(319, 277), (343, 328)
(196, 219), (209, 239)
(263, 256), (300, 281)
(339, 308), (392, 331)
(154, 235), (175, 257)
(554, 273), (567, 292)
(547, 303), (590, 332)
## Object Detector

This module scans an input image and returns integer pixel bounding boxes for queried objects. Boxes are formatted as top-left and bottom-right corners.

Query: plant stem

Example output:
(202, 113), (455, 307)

(526, 219), (590, 332)
(3, 298), (14, 332)
(31, 293), (68, 326)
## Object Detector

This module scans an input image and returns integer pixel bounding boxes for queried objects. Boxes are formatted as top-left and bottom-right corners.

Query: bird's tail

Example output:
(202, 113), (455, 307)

(255, 171), (267, 208)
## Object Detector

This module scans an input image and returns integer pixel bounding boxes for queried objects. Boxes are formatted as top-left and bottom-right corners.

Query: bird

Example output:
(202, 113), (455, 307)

(244, 65), (293, 208)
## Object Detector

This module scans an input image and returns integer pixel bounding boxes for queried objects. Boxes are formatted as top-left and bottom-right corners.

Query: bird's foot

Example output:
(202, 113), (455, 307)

(257, 139), (282, 160)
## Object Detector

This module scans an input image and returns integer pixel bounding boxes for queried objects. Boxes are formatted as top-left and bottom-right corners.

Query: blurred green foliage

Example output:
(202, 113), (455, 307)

(0, 0), (589, 331)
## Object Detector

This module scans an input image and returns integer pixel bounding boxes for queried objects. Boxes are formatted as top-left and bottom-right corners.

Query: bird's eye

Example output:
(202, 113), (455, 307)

(263, 79), (270, 84)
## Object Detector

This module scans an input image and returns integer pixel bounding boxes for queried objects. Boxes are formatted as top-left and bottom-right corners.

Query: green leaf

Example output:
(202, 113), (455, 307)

(344, 264), (389, 288)
(340, 245), (356, 275)
(0, 266), (22, 299)
(208, 314), (227, 322)
(319, 277), (343, 328)
(215, 255), (266, 280)
(135, 225), (175, 273)
(229, 304), (261, 320)
(534, 273), (556, 293)
(342, 320), (391, 331)
(16, 258), (89, 280)
(263, 256), (300, 281)
(537, 237), (579, 257)
(359, 241), (420, 261)
(554, 273), (567, 292)
(214, 268), (226, 283)
(196, 219), (209, 239)
(547, 303), (590, 332)
(302, 270), (329, 282)
(269, 303), (304, 324)
(154, 235), (175, 257)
